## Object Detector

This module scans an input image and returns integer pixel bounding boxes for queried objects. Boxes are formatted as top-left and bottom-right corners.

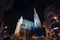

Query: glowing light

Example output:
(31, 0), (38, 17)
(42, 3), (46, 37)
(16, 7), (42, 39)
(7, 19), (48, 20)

(5, 26), (7, 29)
(32, 35), (37, 39)
(53, 16), (57, 19)
(53, 27), (58, 30)
(53, 16), (59, 22)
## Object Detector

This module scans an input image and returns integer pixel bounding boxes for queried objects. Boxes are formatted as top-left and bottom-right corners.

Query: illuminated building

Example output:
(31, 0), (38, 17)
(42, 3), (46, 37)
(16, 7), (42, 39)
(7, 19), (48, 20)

(12, 8), (42, 40)
(14, 8), (42, 33)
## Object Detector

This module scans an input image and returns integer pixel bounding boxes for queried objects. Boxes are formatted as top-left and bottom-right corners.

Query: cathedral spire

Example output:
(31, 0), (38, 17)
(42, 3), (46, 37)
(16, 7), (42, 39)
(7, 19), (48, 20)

(14, 16), (23, 35)
(34, 8), (41, 28)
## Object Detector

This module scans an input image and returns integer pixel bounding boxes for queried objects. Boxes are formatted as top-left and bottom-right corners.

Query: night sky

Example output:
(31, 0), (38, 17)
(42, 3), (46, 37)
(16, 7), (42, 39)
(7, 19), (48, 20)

(3, 0), (60, 34)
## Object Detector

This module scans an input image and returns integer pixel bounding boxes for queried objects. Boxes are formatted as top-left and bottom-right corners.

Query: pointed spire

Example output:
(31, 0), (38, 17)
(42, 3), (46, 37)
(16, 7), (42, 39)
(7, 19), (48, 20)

(34, 8), (41, 28)
(19, 16), (23, 24)
(14, 16), (23, 35)
(34, 8), (37, 14)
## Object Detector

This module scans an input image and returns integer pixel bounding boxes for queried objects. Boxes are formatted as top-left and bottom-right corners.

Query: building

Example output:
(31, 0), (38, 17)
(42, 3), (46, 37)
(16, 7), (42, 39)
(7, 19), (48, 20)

(12, 8), (43, 40)
(44, 5), (60, 38)
(44, 5), (60, 29)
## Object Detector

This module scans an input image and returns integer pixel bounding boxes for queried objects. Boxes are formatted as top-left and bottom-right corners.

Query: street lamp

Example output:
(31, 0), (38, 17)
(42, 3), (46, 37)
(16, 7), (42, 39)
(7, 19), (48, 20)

(53, 16), (58, 20)
(53, 16), (58, 22)
(5, 26), (7, 29)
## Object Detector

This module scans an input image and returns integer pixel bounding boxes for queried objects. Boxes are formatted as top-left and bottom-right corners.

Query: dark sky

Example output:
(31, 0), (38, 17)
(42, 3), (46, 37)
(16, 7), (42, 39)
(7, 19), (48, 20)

(4, 0), (44, 34)
(3, 0), (60, 34)
(4, 0), (60, 24)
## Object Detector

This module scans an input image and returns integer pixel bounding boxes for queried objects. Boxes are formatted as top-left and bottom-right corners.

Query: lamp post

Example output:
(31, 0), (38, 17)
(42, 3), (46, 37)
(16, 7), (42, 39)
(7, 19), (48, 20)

(53, 16), (57, 20)
(53, 16), (58, 23)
